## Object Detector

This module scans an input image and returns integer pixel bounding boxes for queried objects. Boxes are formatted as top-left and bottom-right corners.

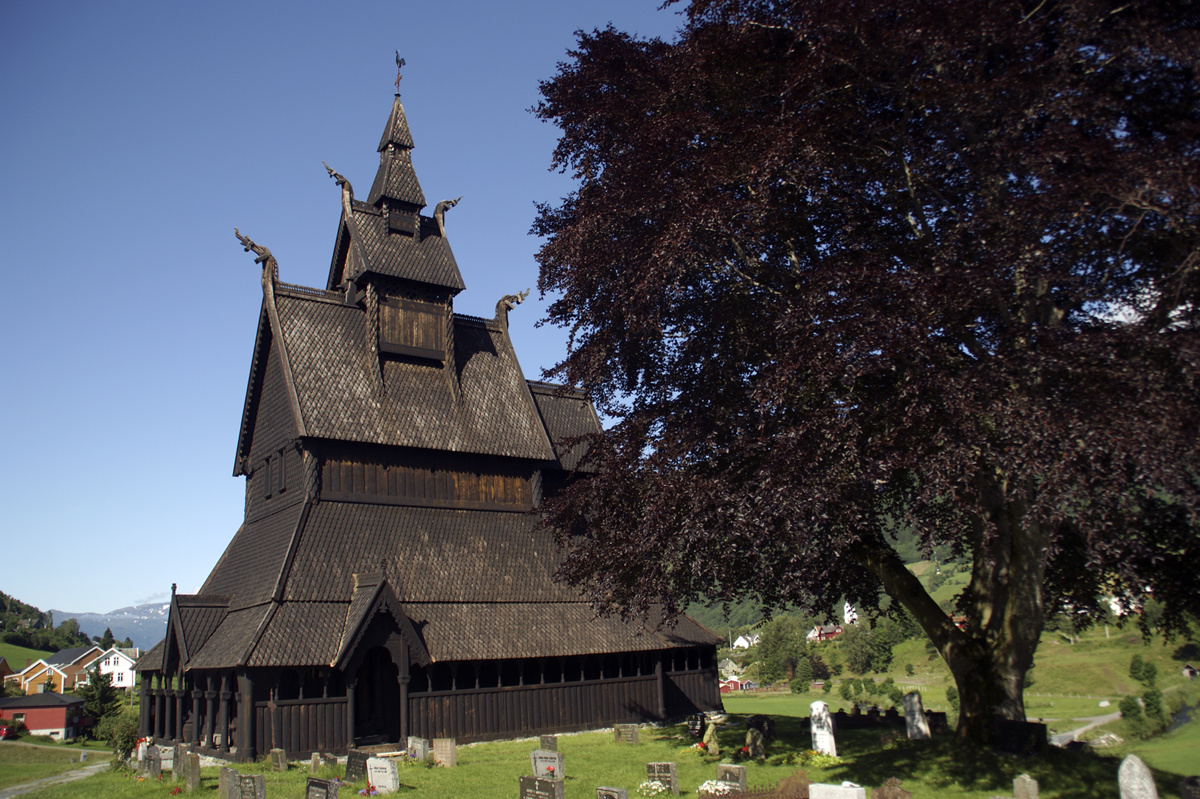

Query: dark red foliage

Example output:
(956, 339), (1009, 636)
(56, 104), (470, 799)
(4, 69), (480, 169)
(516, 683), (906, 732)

(533, 0), (1200, 738)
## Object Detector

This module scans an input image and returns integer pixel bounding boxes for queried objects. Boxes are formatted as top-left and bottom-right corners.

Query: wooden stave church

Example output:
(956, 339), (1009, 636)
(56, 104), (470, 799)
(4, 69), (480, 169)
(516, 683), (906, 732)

(134, 90), (722, 760)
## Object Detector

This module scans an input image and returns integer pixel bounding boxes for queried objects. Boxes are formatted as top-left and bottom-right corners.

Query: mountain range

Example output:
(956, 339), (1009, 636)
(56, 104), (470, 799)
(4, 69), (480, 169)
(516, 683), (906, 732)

(48, 602), (170, 651)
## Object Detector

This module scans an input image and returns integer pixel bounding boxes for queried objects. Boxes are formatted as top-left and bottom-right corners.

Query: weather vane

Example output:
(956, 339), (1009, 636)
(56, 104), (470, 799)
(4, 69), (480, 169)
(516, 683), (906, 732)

(395, 51), (405, 93)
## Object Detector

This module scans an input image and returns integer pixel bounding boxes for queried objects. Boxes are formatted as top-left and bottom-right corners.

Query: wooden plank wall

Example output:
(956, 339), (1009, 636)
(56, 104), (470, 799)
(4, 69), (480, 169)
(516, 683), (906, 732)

(322, 454), (532, 511)
(255, 698), (347, 758)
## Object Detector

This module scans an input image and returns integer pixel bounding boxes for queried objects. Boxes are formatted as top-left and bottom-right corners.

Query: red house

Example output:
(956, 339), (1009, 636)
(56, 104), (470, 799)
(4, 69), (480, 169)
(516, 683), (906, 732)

(0, 693), (87, 739)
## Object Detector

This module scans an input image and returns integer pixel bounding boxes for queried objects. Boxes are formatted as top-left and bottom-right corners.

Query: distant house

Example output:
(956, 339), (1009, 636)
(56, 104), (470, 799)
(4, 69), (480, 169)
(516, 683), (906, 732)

(0, 657), (13, 683)
(805, 625), (844, 642)
(732, 634), (760, 650)
(0, 693), (87, 739)
(1183, 664), (1198, 680)
(719, 678), (742, 694)
(718, 658), (742, 679)
(93, 647), (140, 690)
(8, 646), (104, 695)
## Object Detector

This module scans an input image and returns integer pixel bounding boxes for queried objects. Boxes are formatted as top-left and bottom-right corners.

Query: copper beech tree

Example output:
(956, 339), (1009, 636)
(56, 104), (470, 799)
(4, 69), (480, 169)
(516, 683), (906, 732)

(533, 0), (1200, 742)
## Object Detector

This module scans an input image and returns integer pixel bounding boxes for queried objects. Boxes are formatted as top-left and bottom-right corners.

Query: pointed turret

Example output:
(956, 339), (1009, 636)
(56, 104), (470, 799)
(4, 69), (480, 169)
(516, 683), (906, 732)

(367, 93), (427, 212)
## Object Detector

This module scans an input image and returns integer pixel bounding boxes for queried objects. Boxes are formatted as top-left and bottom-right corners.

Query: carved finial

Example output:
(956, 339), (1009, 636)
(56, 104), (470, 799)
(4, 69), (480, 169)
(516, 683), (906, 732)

(395, 51), (406, 94)
(235, 227), (279, 285)
(495, 288), (531, 330)
(434, 196), (462, 237)
(323, 161), (353, 196)
(171, 583), (177, 596)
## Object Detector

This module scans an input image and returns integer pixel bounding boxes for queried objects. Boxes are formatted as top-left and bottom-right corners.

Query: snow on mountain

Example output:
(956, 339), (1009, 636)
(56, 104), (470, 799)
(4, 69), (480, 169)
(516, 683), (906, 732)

(48, 603), (171, 650)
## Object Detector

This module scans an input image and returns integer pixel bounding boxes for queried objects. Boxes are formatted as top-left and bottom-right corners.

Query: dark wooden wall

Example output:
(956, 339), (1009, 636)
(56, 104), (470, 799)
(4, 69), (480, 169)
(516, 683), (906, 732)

(321, 450), (532, 511)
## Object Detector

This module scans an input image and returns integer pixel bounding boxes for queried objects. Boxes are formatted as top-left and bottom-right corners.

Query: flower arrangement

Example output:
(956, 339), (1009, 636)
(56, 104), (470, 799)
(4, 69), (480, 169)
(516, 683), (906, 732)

(170, 788), (183, 795)
(547, 766), (557, 778)
(698, 780), (737, 796)
(637, 779), (669, 796)
(786, 749), (843, 768)
(682, 741), (709, 756)
(359, 783), (379, 796)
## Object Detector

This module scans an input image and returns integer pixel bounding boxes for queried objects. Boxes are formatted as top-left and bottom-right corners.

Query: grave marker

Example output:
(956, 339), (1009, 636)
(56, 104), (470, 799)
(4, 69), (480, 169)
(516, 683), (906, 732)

(172, 743), (187, 782)
(407, 735), (431, 761)
(702, 721), (720, 757)
(540, 735), (558, 752)
(367, 757), (401, 794)
(311, 752), (321, 773)
(146, 747), (162, 779)
(716, 764), (747, 793)
(238, 773), (266, 799)
(873, 777), (912, 799)
(614, 723), (640, 744)
(218, 767), (236, 799)
(520, 775), (566, 799)
(433, 737), (458, 767)
(810, 701), (837, 756)
(531, 748), (565, 780)
(270, 747), (288, 771)
(1180, 776), (1200, 799)
(185, 752), (201, 793)
(747, 714), (776, 741)
(993, 718), (1046, 755)
(902, 692), (931, 740)
(745, 727), (766, 760)
(346, 749), (370, 782)
(1118, 754), (1158, 799)
(810, 784), (867, 799)
(687, 714), (706, 739)
(306, 777), (339, 799)
(598, 788), (628, 799)
(646, 762), (679, 796)
(1014, 773), (1039, 799)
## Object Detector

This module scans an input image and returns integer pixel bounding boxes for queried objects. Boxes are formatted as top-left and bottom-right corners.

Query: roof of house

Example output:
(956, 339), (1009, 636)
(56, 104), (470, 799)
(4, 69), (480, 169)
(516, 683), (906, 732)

(44, 647), (101, 668)
(0, 692), (83, 709)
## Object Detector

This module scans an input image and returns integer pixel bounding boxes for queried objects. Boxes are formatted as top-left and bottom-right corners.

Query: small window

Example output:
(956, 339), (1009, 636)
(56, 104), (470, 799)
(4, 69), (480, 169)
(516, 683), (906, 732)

(379, 297), (445, 361)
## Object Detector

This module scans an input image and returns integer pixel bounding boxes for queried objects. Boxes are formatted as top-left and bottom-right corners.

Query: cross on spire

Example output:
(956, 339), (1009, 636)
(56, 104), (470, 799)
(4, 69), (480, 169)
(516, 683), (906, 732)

(395, 51), (406, 94)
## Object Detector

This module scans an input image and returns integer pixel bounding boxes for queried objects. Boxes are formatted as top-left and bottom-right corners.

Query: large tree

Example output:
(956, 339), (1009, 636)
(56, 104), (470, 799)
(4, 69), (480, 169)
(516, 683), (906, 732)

(533, 0), (1200, 741)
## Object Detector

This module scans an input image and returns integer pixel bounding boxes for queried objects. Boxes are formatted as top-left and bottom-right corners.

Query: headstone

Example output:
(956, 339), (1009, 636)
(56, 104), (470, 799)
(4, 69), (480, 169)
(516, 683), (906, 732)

(520, 775), (566, 799)
(172, 743), (187, 782)
(702, 720), (720, 756)
(531, 749), (566, 780)
(926, 711), (949, 734)
(1014, 773), (1039, 799)
(776, 771), (813, 799)
(306, 777), (339, 799)
(367, 756), (401, 794)
(219, 767), (236, 799)
(321, 753), (337, 769)
(884, 708), (901, 724)
(646, 762), (679, 796)
(745, 728), (766, 760)
(433, 737), (457, 767)
(993, 718), (1047, 755)
(540, 735), (558, 752)
(238, 773), (266, 799)
(137, 740), (149, 766)
(874, 777), (912, 799)
(1118, 754), (1158, 799)
(185, 752), (201, 793)
(147, 747), (162, 779)
(79, 750), (87, 762)
(746, 714), (775, 741)
(598, 788), (628, 799)
(716, 764), (747, 793)
(810, 784), (867, 799)
(902, 692), (931, 740)
(346, 749), (370, 782)
(810, 701), (837, 757)
(614, 723), (640, 744)
(407, 735), (430, 761)
(270, 747), (288, 771)
(687, 714), (706, 739)
(311, 752), (321, 773)
(1180, 776), (1200, 799)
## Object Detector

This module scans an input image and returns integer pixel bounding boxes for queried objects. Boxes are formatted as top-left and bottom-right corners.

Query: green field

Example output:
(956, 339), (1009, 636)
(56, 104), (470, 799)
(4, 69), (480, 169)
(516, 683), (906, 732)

(0, 743), (97, 790)
(0, 641), (52, 672)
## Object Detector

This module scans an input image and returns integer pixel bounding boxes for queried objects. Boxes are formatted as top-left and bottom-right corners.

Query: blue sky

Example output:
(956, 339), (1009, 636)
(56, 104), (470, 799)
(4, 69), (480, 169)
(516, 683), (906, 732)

(0, 1), (683, 615)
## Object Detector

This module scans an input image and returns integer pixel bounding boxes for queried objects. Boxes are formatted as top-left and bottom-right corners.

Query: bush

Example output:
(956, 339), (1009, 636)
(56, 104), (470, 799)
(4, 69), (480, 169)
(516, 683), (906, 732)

(822, 680), (833, 694)
(96, 710), (138, 760)
(905, 663), (914, 676)
(1129, 654), (1145, 682)
(1118, 694), (1142, 719)
(1141, 662), (1157, 687)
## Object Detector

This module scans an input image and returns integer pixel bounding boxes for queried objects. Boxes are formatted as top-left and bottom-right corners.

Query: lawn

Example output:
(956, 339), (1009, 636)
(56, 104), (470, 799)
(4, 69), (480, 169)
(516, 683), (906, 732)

(0, 743), (99, 790)
(0, 641), (52, 671)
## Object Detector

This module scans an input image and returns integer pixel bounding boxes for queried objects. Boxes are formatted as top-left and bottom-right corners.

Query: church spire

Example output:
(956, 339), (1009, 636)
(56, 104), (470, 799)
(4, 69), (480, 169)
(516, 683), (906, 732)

(367, 69), (425, 211)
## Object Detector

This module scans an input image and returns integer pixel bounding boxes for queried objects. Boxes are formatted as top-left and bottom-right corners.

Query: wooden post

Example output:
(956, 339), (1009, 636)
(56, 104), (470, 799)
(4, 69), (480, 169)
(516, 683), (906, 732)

(655, 652), (666, 720)
(345, 680), (356, 748)
(238, 671), (256, 762)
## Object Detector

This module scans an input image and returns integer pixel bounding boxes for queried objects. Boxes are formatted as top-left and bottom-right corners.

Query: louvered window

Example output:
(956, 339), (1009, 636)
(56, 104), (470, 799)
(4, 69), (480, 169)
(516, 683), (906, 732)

(379, 297), (445, 361)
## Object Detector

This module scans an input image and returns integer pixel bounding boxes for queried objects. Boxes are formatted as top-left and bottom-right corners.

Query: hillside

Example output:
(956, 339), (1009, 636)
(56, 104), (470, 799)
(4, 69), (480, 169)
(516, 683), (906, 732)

(48, 603), (169, 650)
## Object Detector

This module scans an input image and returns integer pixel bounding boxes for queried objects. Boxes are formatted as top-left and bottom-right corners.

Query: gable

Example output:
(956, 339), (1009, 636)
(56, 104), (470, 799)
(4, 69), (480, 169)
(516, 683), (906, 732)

(234, 308), (302, 477)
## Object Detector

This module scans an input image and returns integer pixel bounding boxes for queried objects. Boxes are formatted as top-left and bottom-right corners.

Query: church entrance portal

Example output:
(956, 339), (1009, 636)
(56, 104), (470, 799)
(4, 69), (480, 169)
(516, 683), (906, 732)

(354, 646), (401, 745)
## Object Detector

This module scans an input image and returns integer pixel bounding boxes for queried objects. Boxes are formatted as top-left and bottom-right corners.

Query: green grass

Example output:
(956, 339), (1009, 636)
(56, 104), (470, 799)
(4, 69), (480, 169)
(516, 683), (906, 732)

(0, 641), (52, 672)
(0, 743), (99, 790)
(1122, 716), (1200, 776)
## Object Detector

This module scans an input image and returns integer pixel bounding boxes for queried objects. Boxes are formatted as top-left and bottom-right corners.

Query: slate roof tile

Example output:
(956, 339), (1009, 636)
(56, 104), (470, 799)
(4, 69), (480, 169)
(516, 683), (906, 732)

(351, 209), (463, 290)
(184, 606), (272, 670)
(528, 382), (601, 472)
(367, 149), (426, 208)
(246, 602), (346, 667)
(200, 505), (303, 610)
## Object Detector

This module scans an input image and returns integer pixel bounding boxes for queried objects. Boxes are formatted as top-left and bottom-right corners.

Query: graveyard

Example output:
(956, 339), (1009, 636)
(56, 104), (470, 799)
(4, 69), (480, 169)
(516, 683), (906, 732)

(6, 707), (1195, 798)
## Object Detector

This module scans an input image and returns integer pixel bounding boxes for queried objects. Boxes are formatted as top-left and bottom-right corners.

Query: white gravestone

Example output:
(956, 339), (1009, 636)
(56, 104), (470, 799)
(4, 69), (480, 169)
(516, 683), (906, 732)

(810, 784), (867, 799)
(902, 692), (931, 740)
(531, 749), (565, 780)
(1014, 773), (1039, 799)
(366, 756), (401, 794)
(810, 701), (837, 756)
(1118, 755), (1158, 799)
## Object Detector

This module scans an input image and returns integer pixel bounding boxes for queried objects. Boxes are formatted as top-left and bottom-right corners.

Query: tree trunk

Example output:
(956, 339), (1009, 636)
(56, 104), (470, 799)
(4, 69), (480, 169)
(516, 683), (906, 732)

(857, 475), (1050, 744)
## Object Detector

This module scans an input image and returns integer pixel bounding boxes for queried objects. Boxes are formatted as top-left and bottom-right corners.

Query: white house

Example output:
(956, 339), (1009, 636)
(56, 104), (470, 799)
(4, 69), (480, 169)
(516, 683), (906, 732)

(93, 647), (140, 690)
(732, 634), (760, 650)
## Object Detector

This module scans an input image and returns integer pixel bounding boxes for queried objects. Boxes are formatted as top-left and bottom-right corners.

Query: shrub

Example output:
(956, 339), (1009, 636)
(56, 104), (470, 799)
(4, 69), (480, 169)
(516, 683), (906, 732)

(905, 663), (914, 676)
(1129, 654), (1145, 682)
(96, 710), (138, 760)
(1118, 695), (1142, 719)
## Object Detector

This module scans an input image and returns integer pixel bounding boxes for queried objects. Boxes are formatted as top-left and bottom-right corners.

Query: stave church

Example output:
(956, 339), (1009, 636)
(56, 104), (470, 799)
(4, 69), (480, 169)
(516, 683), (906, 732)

(134, 85), (721, 760)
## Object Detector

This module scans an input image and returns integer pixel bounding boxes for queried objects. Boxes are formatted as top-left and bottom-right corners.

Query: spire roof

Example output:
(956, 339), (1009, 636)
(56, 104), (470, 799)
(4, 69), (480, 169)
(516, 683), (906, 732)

(368, 94), (425, 208)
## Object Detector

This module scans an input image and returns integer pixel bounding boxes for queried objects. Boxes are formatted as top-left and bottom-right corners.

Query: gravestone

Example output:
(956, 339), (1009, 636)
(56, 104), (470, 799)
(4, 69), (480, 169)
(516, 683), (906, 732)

(531, 749), (565, 780)
(716, 764), (747, 793)
(367, 757), (401, 793)
(172, 743), (187, 782)
(687, 714), (706, 739)
(598, 788), (628, 799)
(884, 708), (901, 724)
(322, 753), (337, 769)
(776, 771), (813, 799)
(218, 766), (237, 799)
(614, 723), (640, 744)
(745, 727), (766, 760)
(646, 762), (679, 796)
(520, 775), (566, 799)
(311, 752), (321, 773)
(1014, 773), (1039, 799)
(540, 735), (558, 752)
(185, 752), (201, 793)
(1118, 754), (1158, 799)
(433, 737), (457, 767)
(810, 701), (837, 756)
(902, 692), (931, 740)
(746, 714), (776, 741)
(346, 749), (370, 782)
(238, 773), (266, 799)
(407, 735), (430, 761)
(873, 777), (912, 799)
(136, 740), (149, 767)
(702, 720), (721, 756)
(306, 777), (339, 799)
(810, 784), (867, 799)
(146, 747), (162, 779)
(926, 711), (949, 734)
(993, 718), (1047, 755)
(79, 750), (87, 762)
(1180, 776), (1200, 799)
(270, 747), (288, 771)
